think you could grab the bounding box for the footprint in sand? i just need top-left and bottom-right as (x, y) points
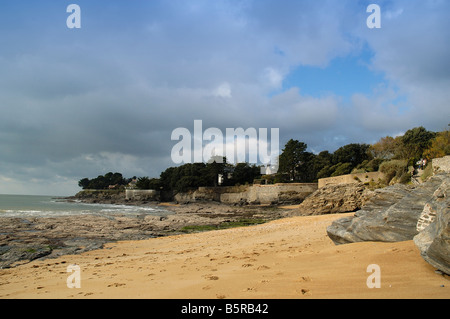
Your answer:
(256, 265), (270, 271)
(107, 283), (126, 287)
(204, 275), (219, 281)
(300, 288), (312, 296)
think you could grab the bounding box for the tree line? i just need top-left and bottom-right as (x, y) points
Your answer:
(78, 126), (449, 192)
(78, 172), (131, 190)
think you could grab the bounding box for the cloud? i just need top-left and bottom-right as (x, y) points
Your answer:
(212, 82), (232, 98)
(0, 0), (449, 195)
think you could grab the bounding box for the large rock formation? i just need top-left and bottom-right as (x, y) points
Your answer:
(326, 172), (449, 274)
(413, 177), (449, 274)
(291, 183), (374, 216)
(326, 173), (446, 244)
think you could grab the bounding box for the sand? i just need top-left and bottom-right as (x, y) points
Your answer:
(0, 213), (448, 299)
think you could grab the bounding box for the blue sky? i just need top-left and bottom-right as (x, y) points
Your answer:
(282, 48), (385, 99)
(0, 0), (449, 195)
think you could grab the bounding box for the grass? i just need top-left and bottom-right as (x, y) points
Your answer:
(421, 163), (433, 182)
(180, 218), (267, 233)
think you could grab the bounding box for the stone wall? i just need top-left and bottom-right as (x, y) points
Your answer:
(318, 171), (385, 188)
(125, 189), (160, 201)
(432, 155), (450, 173)
(174, 183), (317, 205)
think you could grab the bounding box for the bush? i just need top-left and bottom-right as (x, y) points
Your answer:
(330, 162), (353, 177)
(421, 162), (433, 182)
(379, 160), (408, 184)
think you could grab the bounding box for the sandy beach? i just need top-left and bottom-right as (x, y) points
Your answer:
(0, 212), (448, 299)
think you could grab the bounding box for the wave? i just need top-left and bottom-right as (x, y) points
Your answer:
(0, 206), (169, 218)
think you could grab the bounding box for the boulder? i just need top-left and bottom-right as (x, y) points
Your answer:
(291, 183), (374, 216)
(413, 177), (449, 274)
(326, 173), (447, 245)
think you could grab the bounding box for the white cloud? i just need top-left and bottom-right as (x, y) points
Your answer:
(212, 82), (232, 98)
(385, 8), (404, 20)
(261, 67), (284, 89)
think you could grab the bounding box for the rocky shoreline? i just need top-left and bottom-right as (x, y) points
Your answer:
(0, 201), (285, 269)
(2, 169), (448, 274)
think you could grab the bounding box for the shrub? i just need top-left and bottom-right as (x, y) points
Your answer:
(379, 160), (408, 184)
(421, 162), (433, 182)
(330, 162), (353, 177)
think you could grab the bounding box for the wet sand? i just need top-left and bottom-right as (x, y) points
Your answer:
(0, 213), (448, 299)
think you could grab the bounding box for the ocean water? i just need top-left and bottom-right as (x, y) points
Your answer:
(0, 194), (172, 218)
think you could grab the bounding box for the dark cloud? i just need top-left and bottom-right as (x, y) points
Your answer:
(0, 0), (449, 195)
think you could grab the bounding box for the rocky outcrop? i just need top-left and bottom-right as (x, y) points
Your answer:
(291, 183), (374, 216)
(71, 190), (126, 204)
(413, 177), (449, 274)
(326, 173), (447, 245)
(0, 202), (282, 268)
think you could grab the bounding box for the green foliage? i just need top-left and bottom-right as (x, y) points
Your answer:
(423, 130), (450, 159)
(316, 165), (334, 179)
(400, 126), (436, 160)
(78, 178), (90, 189)
(369, 136), (397, 159)
(160, 163), (212, 192)
(278, 139), (307, 181)
(180, 219), (266, 233)
(332, 143), (371, 167)
(330, 162), (353, 177)
(354, 158), (385, 173)
(136, 177), (161, 190)
(78, 172), (128, 190)
(227, 163), (260, 186)
(421, 162), (433, 182)
(158, 158), (261, 193)
(379, 160), (409, 184)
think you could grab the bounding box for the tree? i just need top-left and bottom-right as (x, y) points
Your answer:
(312, 151), (333, 180)
(228, 163), (260, 185)
(370, 136), (399, 159)
(332, 143), (371, 168)
(78, 178), (90, 189)
(296, 151), (317, 182)
(136, 177), (161, 190)
(330, 162), (353, 177)
(206, 156), (227, 187)
(423, 130), (450, 159)
(278, 139), (307, 181)
(400, 126), (435, 160)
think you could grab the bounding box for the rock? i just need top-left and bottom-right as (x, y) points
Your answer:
(327, 173), (447, 245)
(413, 177), (450, 274)
(1, 245), (52, 268)
(291, 183), (374, 216)
(0, 202), (283, 268)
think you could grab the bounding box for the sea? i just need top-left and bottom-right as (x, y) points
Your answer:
(0, 194), (172, 218)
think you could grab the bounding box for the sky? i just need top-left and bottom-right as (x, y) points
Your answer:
(0, 0), (449, 196)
